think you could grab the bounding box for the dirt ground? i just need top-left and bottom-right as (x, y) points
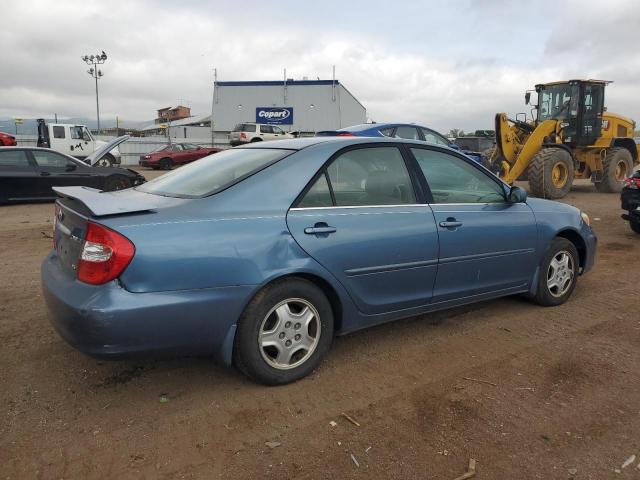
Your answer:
(1, 173), (639, 480)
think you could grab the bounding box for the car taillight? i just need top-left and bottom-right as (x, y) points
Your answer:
(623, 177), (640, 189)
(336, 132), (355, 137)
(77, 222), (135, 285)
(240, 132), (247, 139)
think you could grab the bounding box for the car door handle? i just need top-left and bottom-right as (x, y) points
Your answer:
(40, 172), (51, 176)
(304, 225), (337, 235)
(439, 220), (463, 228)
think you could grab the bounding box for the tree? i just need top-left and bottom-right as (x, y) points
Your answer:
(448, 128), (465, 138)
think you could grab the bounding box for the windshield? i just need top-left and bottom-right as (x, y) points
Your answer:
(537, 84), (579, 122)
(136, 148), (292, 197)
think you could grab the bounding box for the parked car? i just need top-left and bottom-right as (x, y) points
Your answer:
(229, 122), (294, 146)
(316, 123), (483, 162)
(0, 136), (144, 204)
(139, 143), (222, 170)
(0, 131), (17, 146)
(621, 170), (640, 233)
(42, 137), (596, 385)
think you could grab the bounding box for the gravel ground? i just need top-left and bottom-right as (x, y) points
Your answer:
(1, 174), (639, 479)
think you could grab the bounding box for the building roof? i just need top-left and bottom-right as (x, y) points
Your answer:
(216, 79), (340, 87)
(141, 114), (211, 131)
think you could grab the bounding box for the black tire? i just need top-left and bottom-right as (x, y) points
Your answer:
(250, 137), (262, 143)
(532, 237), (579, 307)
(630, 216), (640, 234)
(595, 147), (633, 193)
(159, 157), (173, 170)
(95, 154), (115, 168)
(528, 147), (574, 199)
(103, 175), (132, 191)
(233, 278), (334, 385)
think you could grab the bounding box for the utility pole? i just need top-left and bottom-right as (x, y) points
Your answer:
(81, 51), (108, 132)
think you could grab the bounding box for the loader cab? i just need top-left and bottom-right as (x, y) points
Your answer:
(535, 80), (607, 147)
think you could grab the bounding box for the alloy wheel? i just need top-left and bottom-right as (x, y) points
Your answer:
(547, 250), (574, 298)
(258, 298), (321, 370)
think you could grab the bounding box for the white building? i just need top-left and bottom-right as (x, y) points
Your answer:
(211, 79), (366, 133)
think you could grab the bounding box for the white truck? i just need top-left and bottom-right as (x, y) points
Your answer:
(36, 119), (122, 167)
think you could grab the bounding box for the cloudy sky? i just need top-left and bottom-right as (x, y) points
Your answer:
(1, 0), (639, 132)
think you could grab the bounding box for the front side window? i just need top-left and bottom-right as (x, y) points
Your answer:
(32, 151), (73, 168)
(0, 150), (30, 167)
(52, 126), (65, 139)
(411, 148), (505, 204)
(170, 144), (183, 151)
(394, 126), (420, 140)
(70, 127), (83, 139)
(273, 126), (285, 135)
(137, 148), (291, 197)
(326, 147), (415, 206)
(260, 125), (274, 134)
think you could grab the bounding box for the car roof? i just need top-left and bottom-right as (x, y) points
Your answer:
(237, 136), (454, 151)
(338, 123), (439, 132)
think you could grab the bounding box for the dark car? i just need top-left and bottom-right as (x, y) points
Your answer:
(0, 137), (145, 204)
(139, 143), (222, 170)
(621, 170), (640, 233)
(0, 131), (17, 146)
(316, 123), (483, 162)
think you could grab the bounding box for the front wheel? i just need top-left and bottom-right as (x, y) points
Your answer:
(532, 237), (579, 307)
(630, 215), (640, 234)
(233, 278), (334, 385)
(103, 175), (132, 191)
(95, 154), (115, 167)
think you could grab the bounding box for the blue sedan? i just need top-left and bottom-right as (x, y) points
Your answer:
(316, 123), (483, 162)
(42, 137), (596, 385)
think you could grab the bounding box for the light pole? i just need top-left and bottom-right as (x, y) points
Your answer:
(81, 51), (107, 132)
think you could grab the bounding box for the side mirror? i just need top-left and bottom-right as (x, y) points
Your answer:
(509, 185), (527, 203)
(525, 92), (531, 105)
(65, 163), (77, 172)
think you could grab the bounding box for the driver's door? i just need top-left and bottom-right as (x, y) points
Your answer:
(29, 150), (97, 197)
(410, 147), (537, 303)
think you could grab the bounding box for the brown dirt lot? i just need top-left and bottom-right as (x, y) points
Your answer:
(1, 175), (640, 479)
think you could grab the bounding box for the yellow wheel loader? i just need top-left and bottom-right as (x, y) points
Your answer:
(485, 80), (639, 199)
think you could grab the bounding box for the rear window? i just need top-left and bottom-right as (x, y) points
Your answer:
(233, 123), (256, 132)
(136, 148), (291, 197)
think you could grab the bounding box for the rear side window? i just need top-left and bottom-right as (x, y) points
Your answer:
(0, 150), (30, 167)
(137, 148), (291, 197)
(53, 126), (65, 139)
(233, 123), (256, 132)
(260, 125), (274, 134)
(297, 147), (416, 207)
(379, 127), (394, 137)
(394, 126), (420, 140)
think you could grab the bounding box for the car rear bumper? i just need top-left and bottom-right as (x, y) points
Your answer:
(41, 252), (255, 364)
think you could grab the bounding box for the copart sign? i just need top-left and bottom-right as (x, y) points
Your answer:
(256, 107), (293, 125)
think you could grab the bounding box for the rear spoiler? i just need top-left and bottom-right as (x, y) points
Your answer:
(53, 186), (159, 217)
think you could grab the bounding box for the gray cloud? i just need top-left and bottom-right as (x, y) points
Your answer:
(1, 0), (639, 133)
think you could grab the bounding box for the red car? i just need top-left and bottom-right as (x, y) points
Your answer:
(139, 143), (222, 170)
(0, 132), (17, 146)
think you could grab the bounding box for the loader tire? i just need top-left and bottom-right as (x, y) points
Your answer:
(528, 147), (574, 199)
(594, 147), (633, 193)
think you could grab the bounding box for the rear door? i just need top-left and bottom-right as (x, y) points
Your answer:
(29, 150), (98, 197)
(0, 150), (40, 201)
(287, 145), (439, 315)
(260, 124), (275, 140)
(409, 146), (537, 303)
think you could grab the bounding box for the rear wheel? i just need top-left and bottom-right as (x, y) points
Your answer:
(233, 278), (334, 385)
(595, 147), (632, 193)
(104, 175), (132, 191)
(532, 237), (579, 307)
(250, 137), (262, 143)
(630, 216), (640, 234)
(159, 157), (173, 170)
(528, 147), (574, 199)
